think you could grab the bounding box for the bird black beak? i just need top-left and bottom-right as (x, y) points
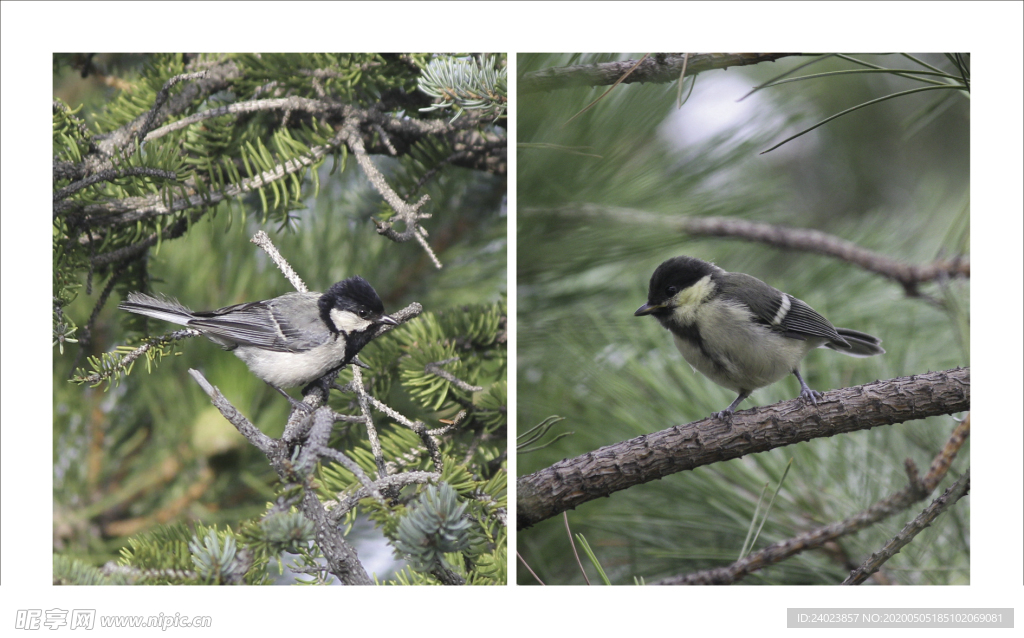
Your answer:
(634, 302), (663, 317)
(379, 314), (399, 326)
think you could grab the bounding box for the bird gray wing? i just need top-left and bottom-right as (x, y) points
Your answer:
(187, 292), (330, 352)
(776, 296), (846, 343)
(721, 273), (845, 343)
(267, 292), (335, 351)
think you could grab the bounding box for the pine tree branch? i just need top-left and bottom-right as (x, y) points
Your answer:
(517, 368), (970, 530)
(520, 53), (803, 95)
(650, 417), (969, 585)
(842, 469), (969, 585)
(530, 204), (970, 296)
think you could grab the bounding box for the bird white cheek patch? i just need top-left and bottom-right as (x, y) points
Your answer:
(669, 275), (714, 324)
(329, 308), (374, 334)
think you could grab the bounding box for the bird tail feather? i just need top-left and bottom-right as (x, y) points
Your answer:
(119, 292), (196, 326)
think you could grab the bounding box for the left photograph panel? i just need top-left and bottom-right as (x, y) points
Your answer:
(53, 53), (507, 586)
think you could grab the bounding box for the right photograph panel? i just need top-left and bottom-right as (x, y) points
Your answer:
(516, 53), (970, 586)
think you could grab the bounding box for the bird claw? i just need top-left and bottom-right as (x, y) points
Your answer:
(349, 356), (371, 370)
(287, 397), (316, 414)
(799, 387), (823, 406)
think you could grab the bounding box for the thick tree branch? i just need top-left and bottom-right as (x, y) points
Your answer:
(517, 368), (969, 530)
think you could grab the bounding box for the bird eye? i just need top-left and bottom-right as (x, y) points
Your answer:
(666, 286), (678, 296)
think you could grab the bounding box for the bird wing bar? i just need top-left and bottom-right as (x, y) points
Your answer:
(775, 296), (846, 343)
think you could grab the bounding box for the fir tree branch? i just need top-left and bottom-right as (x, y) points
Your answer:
(340, 114), (442, 268)
(351, 367), (389, 481)
(329, 471), (441, 521)
(54, 167), (178, 203)
(250, 230), (307, 293)
(426, 357), (484, 392)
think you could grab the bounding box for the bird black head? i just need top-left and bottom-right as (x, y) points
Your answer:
(635, 256), (719, 317)
(319, 276), (394, 333)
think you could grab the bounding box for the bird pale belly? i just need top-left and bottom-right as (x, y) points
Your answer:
(672, 327), (811, 393)
(233, 337), (348, 388)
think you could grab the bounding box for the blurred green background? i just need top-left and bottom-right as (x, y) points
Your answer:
(516, 53), (969, 585)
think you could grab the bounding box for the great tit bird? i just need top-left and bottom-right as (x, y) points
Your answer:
(635, 256), (883, 418)
(120, 276), (398, 409)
